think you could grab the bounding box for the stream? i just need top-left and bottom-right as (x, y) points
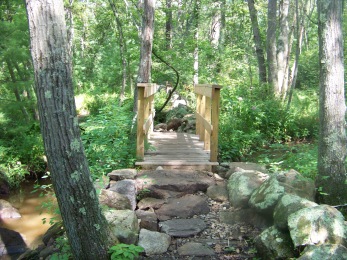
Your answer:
(0, 180), (57, 258)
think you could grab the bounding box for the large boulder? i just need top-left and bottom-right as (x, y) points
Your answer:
(298, 244), (347, 260)
(254, 226), (295, 259)
(155, 194), (209, 221)
(138, 229), (171, 255)
(104, 209), (139, 244)
(99, 189), (132, 210)
(288, 205), (347, 247)
(249, 170), (315, 215)
(226, 162), (267, 179)
(135, 210), (158, 231)
(108, 180), (137, 210)
(220, 208), (272, 229)
(0, 199), (21, 219)
(273, 194), (317, 230)
(0, 171), (10, 195)
(108, 169), (137, 181)
(227, 171), (268, 208)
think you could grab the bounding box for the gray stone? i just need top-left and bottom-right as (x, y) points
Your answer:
(108, 168), (137, 181)
(178, 242), (215, 256)
(227, 171), (269, 208)
(273, 194), (317, 230)
(155, 194), (209, 220)
(276, 169), (315, 200)
(248, 176), (285, 215)
(288, 205), (347, 247)
(136, 170), (215, 195)
(136, 210), (158, 231)
(137, 197), (166, 210)
(226, 162), (267, 179)
(206, 184), (229, 202)
(104, 209), (139, 244)
(254, 226), (295, 259)
(298, 244), (347, 260)
(99, 189), (132, 210)
(220, 208), (272, 229)
(0, 228), (27, 256)
(108, 180), (137, 210)
(160, 218), (206, 237)
(138, 229), (171, 255)
(0, 199), (21, 219)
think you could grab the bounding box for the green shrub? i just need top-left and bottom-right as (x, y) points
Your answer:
(109, 243), (144, 260)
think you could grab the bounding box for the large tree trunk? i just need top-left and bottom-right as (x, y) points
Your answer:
(134, 0), (155, 112)
(277, 0), (290, 97)
(247, 0), (267, 84)
(25, 1), (113, 259)
(267, 0), (278, 94)
(316, 0), (347, 205)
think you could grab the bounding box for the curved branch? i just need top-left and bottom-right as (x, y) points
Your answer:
(152, 48), (180, 113)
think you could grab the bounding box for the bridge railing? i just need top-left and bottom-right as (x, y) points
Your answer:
(136, 83), (159, 159)
(194, 84), (223, 162)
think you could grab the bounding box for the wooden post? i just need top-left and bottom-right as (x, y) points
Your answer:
(199, 95), (206, 141)
(211, 86), (221, 162)
(204, 96), (211, 150)
(196, 94), (202, 136)
(136, 86), (145, 160)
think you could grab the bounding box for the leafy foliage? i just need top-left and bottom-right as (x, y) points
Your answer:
(109, 243), (144, 260)
(80, 95), (136, 179)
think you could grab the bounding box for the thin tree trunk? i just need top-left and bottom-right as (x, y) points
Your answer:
(165, 0), (173, 49)
(287, 0), (304, 110)
(267, 0), (278, 94)
(247, 0), (267, 84)
(277, 0), (290, 97)
(193, 0), (200, 85)
(25, 1), (113, 259)
(109, 0), (128, 105)
(5, 60), (30, 120)
(134, 0), (155, 112)
(316, 0), (347, 205)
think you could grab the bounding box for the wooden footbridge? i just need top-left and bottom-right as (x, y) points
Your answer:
(135, 83), (222, 171)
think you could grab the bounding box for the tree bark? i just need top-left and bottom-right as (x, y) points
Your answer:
(267, 0), (278, 94)
(25, 1), (113, 259)
(135, 0), (155, 112)
(316, 0), (347, 205)
(193, 0), (200, 85)
(247, 0), (267, 84)
(277, 0), (290, 97)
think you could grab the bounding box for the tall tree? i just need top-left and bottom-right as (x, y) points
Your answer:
(25, 0), (114, 259)
(165, 0), (173, 49)
(316, 0), (347, 205)
(135, 0), (155, 112)
(267, 0), (278, 94)
(247, 0), (267, 84)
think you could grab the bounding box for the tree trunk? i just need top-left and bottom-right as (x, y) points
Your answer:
(109, 0), (128, 105)
(316, 0), (347, 205)
(277, 0), (290, 97)
(134, 0), (155, 112)
(247, 0), (267, 84)
(193, 0), (200, 85)
(25, 1), (113, 259)
(165, 0), (173, 49)
(267, 0), (278, 94)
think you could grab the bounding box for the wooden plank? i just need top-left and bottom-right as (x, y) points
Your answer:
(136, 161), (219, 166)
(194, 84), (222, 98)
(211, 87), (221, 162)
(195, 112), (212, 135)
(143, 114), (153, 135)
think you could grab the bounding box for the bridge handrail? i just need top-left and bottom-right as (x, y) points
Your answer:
(137, 83), (159, 159)
(194, 84), (222, 162)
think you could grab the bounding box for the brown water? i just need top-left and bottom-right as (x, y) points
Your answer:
(0, 180), (57, 250)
